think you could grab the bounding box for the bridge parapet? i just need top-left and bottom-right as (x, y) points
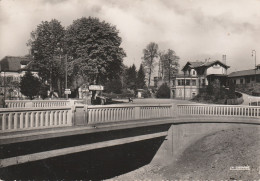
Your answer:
(0, 106), (73, 133)
(5, 100), (80, 108)
(178, 104), (260, 118)
(248, 96), (260, 106)
(85, 104), (173, 124)
(0, 104), (174, 133)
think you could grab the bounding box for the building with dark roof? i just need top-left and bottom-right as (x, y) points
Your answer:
(228, 65), (260, 85)
(0, 56), (38, 99)
(171, 60), (229, 99)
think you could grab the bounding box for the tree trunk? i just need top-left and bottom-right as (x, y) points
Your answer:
(148, 68), (151, 88)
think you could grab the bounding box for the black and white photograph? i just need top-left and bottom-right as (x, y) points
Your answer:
(0, 0), (260, 180)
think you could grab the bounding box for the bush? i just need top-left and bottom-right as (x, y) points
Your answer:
(156, 83), (170, 98)
(143, 89), (151, 98)
(20, 71), (41, 100)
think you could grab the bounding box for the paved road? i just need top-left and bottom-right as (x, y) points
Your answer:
(112, 98), (196, 105)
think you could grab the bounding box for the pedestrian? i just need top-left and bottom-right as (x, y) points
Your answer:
(0, 93), (5, 108)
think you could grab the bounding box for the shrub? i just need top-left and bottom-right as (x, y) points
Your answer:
(156, 83), (170, 98)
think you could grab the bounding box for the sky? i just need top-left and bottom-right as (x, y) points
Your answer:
(1, 0), (260, 73)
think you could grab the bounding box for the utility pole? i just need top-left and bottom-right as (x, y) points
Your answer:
(65, 54), (68, 100)
(252, 50), (256, 83)
(3, 71), (6, 101)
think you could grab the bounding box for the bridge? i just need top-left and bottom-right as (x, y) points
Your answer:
(0, 100), (260, 179)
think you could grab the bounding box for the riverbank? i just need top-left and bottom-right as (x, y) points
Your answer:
(112, 125), (260, 180)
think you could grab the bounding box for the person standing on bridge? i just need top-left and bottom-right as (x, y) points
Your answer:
(0, 93), (5, 108)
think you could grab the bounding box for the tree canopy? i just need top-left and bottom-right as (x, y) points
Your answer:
(137, 64), (146, 89)
(27, 19), (65, 93)
(126, 64), (137, 90)
(160, 49), (180, 84)
(20, 72), (41, 100)
(142, 42), (159, 88)
(64, 17), (126, 86)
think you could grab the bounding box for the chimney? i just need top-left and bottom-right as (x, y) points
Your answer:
(222, 55), (226, 65)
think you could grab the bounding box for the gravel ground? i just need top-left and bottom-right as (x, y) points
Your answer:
(111, 126), (260, 180)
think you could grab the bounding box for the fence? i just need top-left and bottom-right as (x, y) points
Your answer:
(86, 104), (173, 124)
(0, 107), (73, 133)
(5, 100), (79, 108)
(248, 96), (260, 106)
(178, 104), (260, 118)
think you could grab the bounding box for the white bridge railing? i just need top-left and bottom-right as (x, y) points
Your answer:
(178, 104), (260, 118)
(0, 104), (173, 133)
(248, 96), (260, 106)
(0, 107), (73, 133)
(2, 102), (260, 133)
(5, 100), (80, 108)
(86, 104), (173, 124)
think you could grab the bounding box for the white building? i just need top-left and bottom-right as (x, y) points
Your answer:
(171, 60), (229, 99)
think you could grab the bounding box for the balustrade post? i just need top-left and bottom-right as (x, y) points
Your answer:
(25, 101), (33, 107)
(171, 103), (177, 117)
(71, 105), (76, 126)
(134, 106), (141, 119)
(84, 105), (88, 124)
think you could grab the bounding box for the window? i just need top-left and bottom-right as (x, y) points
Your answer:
(193, 70), (196, 75)
(257, 76), (260, 83)
(246, 77), (250, 83)
(181, 79), (185, 85)
(186, 80), (190, 86)
(192, 80), (196, 86)
(251, 77), (255, 81)
(240, 79), (244, 84)
(202, 79), (205, 86)
(234, 80), (236, 84)
(178, 80), (181, 86)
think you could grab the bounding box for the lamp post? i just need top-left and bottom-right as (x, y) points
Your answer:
(252, 50), (256, 83)
(57, 44), (68, 100)
(65, 54), (68, 99)
(3, 71), (6, 101)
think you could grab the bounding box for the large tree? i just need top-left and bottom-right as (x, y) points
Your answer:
(20, 71), (41, 100)
(137, 64), (146, 89)
(27, 19), (66, 94)
(160, 49), (180, 84)
(64, 17), (126, 87)
(126, 64), (137, 90)
(142, 42), (159, 88)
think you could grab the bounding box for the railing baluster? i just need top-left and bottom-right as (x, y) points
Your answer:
(2, 114), (6, 130)
(8, 113), (12, 130)
(14, 113), (18, 130)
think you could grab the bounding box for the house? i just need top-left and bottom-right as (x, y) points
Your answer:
(171, 60), (230, 99)
(0, 56), (38, 99)
(228, 65), (260, 86)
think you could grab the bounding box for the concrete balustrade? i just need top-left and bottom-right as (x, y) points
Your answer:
(86, 104), (173, 124)
(5, 100), (78, 108)
(248, 96), (260, 106)
(0, 107), (73, 132)
(178, 104), (260, 118)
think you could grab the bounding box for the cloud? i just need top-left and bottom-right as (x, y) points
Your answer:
(0, 0), (260, 72)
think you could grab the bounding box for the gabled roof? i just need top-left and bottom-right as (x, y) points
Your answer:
(0, 56), (32, 72)
(228, 69), (260, 77)
(20, 61), (39, 72)
(182, 60), (229, 71)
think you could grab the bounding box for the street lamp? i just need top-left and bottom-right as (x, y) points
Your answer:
(252, 50), (256, 83)
(57, 44), (68, 99)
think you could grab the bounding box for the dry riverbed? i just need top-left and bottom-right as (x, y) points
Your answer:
(111, 126), (260, 180)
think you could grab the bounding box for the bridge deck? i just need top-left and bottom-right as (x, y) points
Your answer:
(1, 115), (259, 145)
(0, 117), (176, 145)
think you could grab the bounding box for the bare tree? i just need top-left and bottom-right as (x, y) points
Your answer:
(160, 49), (180, 85)
(142, 42), (159, 88)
